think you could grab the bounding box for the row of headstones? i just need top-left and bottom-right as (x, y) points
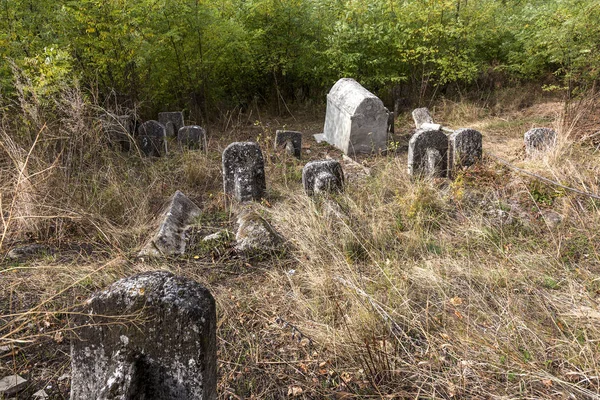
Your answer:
(103, 111), (207, 155)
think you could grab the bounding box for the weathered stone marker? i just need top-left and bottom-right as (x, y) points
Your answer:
(408, 129), (448, 178)
(222, 142), (266, 202)
(524, 127), (556, 156)
(302, 160), (345, 196)
(274, 130), (302, 158)
(235, 210), (283, 256)
(412, 108), (443, 131)
(448, 128), (482, 171)
(178, 125), (207, 150)
(158, 112), (184, 138)
(138, 191), (201, 257)
(323, 78), (389, 156)
(101, 114), (135, 152)
(137, 120), (167, 157)
(70, 271), (217, 400)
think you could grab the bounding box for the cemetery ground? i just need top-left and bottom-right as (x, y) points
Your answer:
(1, 95), (600, 398)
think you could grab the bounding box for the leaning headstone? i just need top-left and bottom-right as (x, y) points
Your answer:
(178, 125), (207, 150)
(524, 127), (556, 156)
(302, 160), (345, 196)
(222, 142), (266, 202)
(0, 375), (27, 396)
(137, 120), (167, 157)
(323, 78), (389, 156)
(70, 271), (217, 400)
(138, 191), (201, 257)
(448, 128), (482, 172)
(408, 129), (448, 178)
(412, 108), (433, 129)
(158, 112), (184, 138)
(274, 130), (302, 158)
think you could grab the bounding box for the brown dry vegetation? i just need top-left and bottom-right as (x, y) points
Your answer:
(1, 87), (600, 399)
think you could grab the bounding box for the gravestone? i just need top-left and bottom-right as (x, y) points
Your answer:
(302, 160), (344, 196)
(411, 108), (442, 131)
(158, 112), (184, 138)
(524, 127), (556, 156)
(235, 210), (283, 256)
(101, 114), (134, 152)
(178, 126), (207, 150)
(448, 128), (482, 172)
(408, 129), (448, 178)
(137, 120), (167, 157)
(222, 142), (266, 202)
(70, 271), (217, 400)
(274, 130), (302, 158)
(138, 191), (201, 257)
(322, 78), (389, 156)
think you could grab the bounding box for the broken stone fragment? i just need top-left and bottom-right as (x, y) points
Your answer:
(412, 107), (434, 130)
(235, 211), (283, 256)
(138, 191), (201, 257)
(70, 271), (217, 400)
(33, 389), (49, 398)
(0, 375), (27, 396)
(274, 130), (302, 158)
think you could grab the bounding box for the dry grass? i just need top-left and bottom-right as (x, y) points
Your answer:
(1, 84), (600, 398)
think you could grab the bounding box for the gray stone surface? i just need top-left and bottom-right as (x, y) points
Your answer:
(302, 160), (344, 196)
(137, 120), (167, 157)
(412, 108), (434, 129)
(408, 129), (448, 178)
(274, 130), (302, 158)
(524, 127), (556, 156)
(7, 244), (54, 260)
(235, 211), (282, 255)
(323, 78), (389, 155)
(448, 128), (482, 171)
(222, 142), (266, 202)
(388, 111), (395, 134)
(101, 114), (135, 152)
(158, 112), (184, 138)
(70, 271), (217, 400)
(178, 125), (207, 150)
(33, 389), (49, 398)
(0, 375), (27, 396)
(139, 191), (201, 257)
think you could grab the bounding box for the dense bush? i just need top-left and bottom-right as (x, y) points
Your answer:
(1, 0), (599, 117)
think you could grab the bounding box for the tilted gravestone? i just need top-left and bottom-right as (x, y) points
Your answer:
(302, 160), (345, 196)
(178, 125), (207, 150)
(158, 112), (184, 138)
(138, 191), (201, 257)
(524, 127), (556, 156)
(411, 107), (442, 131)
(137, 120), (167, 157)
(323, 78), (389, 156)
(70, 271), (217, 400)
(448, 128), (482, 171)
(222, 142), (266, 202)
(274, 130), (302, 158)
(408, 129), (448, 178)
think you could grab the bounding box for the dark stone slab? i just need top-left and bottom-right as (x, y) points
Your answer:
(178, 126), (207, 150)
(222, 142), (266, 202)
(408, 129), (448, 178)
(274, 130), (302, 158)
(137, 120), (167, 157)
(158, 112), (184, 138)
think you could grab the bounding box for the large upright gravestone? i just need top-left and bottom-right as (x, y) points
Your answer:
(222, 142), (266, 202)
(448, 128), (482, 171)
(408, 129), (449, 178)
(137, 120), (167, 157)
(322, 78), (389, 156)
(70, 271), (217, 400)
(159, 112), (185, 138)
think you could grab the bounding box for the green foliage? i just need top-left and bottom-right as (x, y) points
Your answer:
(1, 0), (599, 112)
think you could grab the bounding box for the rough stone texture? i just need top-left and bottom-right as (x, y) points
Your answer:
(158, 112), (184, 138)
(222, 142), (266, 202)
(235, 211), (282, 255)
(388, 111), (395, 134)
(0, 375), (27, 396)
(323, 78), (389, 155)
(139, 191), (201, 257)
(7, 244), (54, 260)
(137, 120), (167, 157)
(274, 130), (302, 158)
(412, 108), (434, 129)
(408, 129), (448, 178)
(448, 128), (482, 172)
(33, 389), (49, 398)
(302, 160), (344, 196)
(70, 271), (217, 400)
(178, 125), (207, 150)
(524, 127), (556, 156)
(101, 114), (135, 152)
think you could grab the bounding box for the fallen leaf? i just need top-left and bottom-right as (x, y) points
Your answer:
(287, 385), (303, 397)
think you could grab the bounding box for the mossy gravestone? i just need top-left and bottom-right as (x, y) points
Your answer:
(448, 128), (482, 172)
(408, 129), (448, 178)
(70, 271), (217, 400)
(137, 120), (167, 157)
(222, 142), (266, 202)
(302, 160), (344, 196)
